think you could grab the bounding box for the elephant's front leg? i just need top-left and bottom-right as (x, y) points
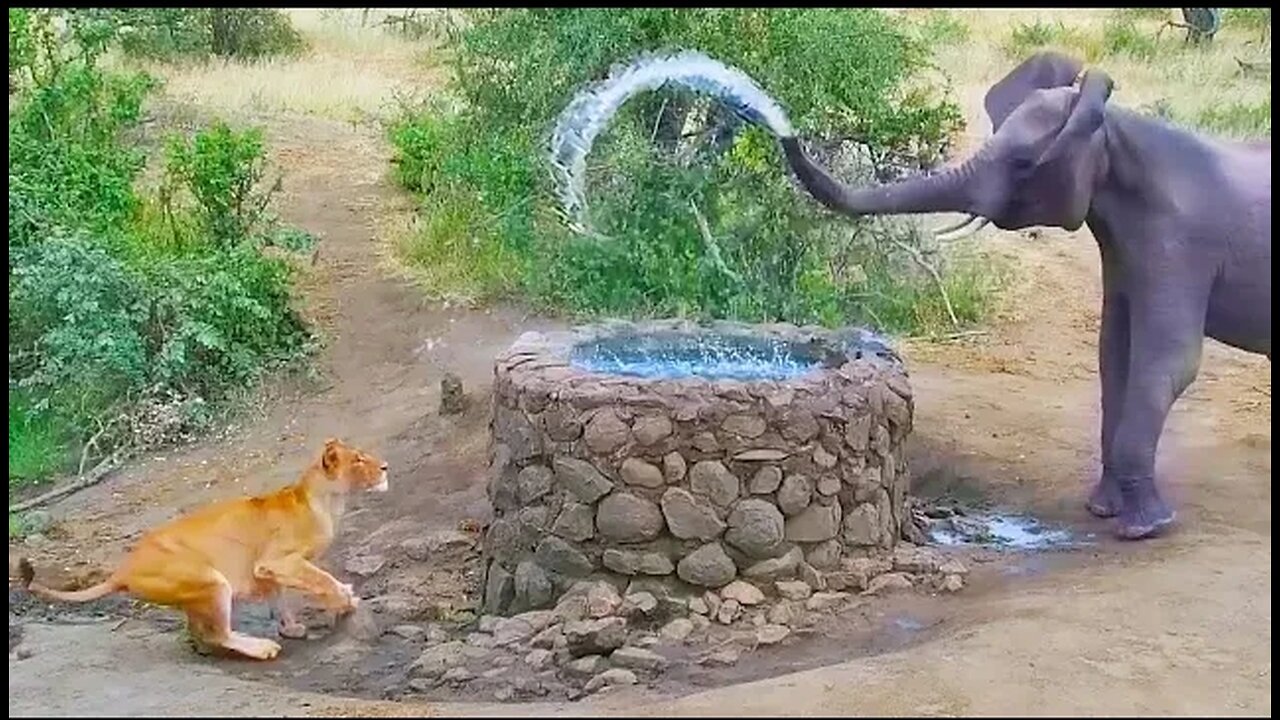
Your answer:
(1107, 288), (1207, 539)
(1087, 273), (1129, 518)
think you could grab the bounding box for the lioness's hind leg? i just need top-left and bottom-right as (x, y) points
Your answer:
(185, 573), (281, 661)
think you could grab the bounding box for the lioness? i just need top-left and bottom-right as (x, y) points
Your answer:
(18, 438), (389, 660)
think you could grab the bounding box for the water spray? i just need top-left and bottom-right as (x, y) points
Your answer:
(548, 50), (796, 231)
(548, 49), (975, 243)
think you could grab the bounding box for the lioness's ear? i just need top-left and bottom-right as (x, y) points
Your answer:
(322, 439), (340, 472)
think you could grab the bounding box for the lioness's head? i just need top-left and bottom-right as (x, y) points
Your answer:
(319, 438), (389, 493)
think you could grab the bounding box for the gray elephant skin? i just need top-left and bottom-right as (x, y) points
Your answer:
(778, 52), (1271, 540)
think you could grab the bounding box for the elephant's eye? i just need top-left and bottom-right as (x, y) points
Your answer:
(1011, 155), (1035, 173)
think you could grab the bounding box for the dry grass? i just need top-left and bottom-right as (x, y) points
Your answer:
(911, 9), (1271, 144)
(124, 9), (448, 124)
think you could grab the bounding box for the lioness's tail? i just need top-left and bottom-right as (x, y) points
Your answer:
(17, 557), (121, 603)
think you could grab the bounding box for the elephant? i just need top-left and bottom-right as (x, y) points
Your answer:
(777, 51), (1271, 540)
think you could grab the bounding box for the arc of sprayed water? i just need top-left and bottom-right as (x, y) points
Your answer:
(547, 50), (978, 245)
(548, 51), (795, 230)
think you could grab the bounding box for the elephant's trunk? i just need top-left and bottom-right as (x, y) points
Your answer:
(779, 136), (976, 218)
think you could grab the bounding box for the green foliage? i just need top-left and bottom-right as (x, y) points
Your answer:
(73, 8), (307, 62)
(913, 10), (971, 47)
(1003, 19), (1103, 61)
(164, 122), (277, 249)
(9, 236), (151, 420)
(388, 8), (977, 332)
(9, 392), (71, 488)
(1193, 99), (1271, 137)
(1112, 8), (1171, 23)
(8, 9), (310, 487)
(1101, 16), (1158, 60)
(139, 244), (307, 398)
(1142, 96), (1271, 139)
(8, 11), (156, 248)
(1224, 8), (1271, 31)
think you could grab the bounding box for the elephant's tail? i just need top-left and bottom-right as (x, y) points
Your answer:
(549, 50), (797, 228)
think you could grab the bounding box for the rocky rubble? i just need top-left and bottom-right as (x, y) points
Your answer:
(392, 546), (969, 702)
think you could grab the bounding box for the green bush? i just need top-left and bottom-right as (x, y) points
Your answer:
(388, 9), (975, 330)
(1101, 16), (1158, 60)
(913, 10), (971, 47)
(1112, 8), (1171, 23)
(164, 122), (278, 249)
(70, 8), (306, 62)
(8, 8), (310, 487)
(1224, 8), (1271, 31)
(1003, 19), (1103, 61)
(9, 391), (70, 489)
(1194, 99), (1271, 137)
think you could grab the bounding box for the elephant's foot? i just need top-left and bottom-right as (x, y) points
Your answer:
(1085, 476), (1123, 518)
(1115, 476), (1175, 540)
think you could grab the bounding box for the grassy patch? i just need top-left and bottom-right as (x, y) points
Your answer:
(1003, 19), (1103, 61)
(1003, 14), (1166, 62)
(913, 10), (971, 47)
(8, 395), (71, 490)
(1101, 16), (1158, 61)
(1224, 8), (1271, 32)
(119, 9), (441, 123)
(1192, 99), (1271, 137)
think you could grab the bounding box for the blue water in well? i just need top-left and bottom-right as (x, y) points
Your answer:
(570, 332), (825, 381)
(928, 512), (1082, 550)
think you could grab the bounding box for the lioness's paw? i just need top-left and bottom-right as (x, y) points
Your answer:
(332, 582), (359, 613)
(255, 639), (283, 660)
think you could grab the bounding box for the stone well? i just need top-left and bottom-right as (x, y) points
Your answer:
(482, 319), (914, 615)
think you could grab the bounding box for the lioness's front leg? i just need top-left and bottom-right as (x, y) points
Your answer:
(268, 588), (309, 639)
(253, 555), (357, 614)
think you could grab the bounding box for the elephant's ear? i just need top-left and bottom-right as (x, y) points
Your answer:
(983, 51), (1084, 131)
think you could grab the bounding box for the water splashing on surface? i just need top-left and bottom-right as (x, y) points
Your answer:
(928, 512), (1081, 550)
(570, 332), (819, 381)
(549, 50), (795, 231)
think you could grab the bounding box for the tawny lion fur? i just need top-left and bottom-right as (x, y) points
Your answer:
(18, 438), (389, 660)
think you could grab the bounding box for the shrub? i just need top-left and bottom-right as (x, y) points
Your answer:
(1224, 8), (1271, 31)
(1113, 8), (1172, 23)
(8, 392), (70, 489)
(8, 9), (310, 487)
(164, 122), (278, 249)
(1193, 100), (1271, 137)
(1101, 17), (1158, 60)
(388, 9), (975, 332)
(913, 10), (971, 47)
(70, 8), (306, 62)
(1003, 19), (1103, 61)
(8, 16), (155, 248)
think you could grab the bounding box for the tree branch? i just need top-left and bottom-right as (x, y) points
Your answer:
(10, 448), (128, 514)
(884, 235), (960, 328)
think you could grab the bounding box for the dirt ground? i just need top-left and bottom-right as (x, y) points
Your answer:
(8, 67), (1272, 717)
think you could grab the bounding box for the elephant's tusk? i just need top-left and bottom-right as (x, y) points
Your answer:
(933, 213), (978, 236)
(935, 215), (990, 242)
